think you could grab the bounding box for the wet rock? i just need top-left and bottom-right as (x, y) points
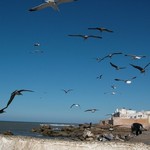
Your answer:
(3, 131), (14, 135)
(31, 123), (150, 143)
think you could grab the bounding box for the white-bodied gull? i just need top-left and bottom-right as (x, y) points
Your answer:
(114, 76), (136, 84)
(68, 34), (102, 40)
(70, 104), (80, 108)
(125, 54), (146, 60)
(84, 109), (98, 113)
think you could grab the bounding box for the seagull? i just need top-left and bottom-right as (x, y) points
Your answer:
(84, 109), (98, 113)
(130, 63), (150, 73)
(29, 0), (78, 12)
(0, 89), (34, 113)
(111, 85), (117, 89)
(99, 52), (123, 62)
(62, 89), (73, 94)
(68, 34), (102, 40)
(110, 62), (126, 70)
(96, 74), (103, 79)
(70, 104), (80, 108)
(114, 76), (136, 84)
(104, 91), (117, 95)
(34, 43), (40, 47)
(88, 27), (113, 32)
(5, 89), (34, 108)
(124, 54), (146, 60)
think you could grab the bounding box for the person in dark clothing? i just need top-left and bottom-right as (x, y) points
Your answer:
(131, 123), (144, 136)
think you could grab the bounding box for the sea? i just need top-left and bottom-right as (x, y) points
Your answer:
(0, 121), (78, 139)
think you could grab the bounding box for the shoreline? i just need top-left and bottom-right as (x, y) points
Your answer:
(0, 135), (150, 150)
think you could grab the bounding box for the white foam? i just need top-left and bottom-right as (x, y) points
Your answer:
(0, 135), (149, 150)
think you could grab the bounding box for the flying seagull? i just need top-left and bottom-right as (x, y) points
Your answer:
(114, 76), (136, 84)
(0, 89), (34, 113)
(99, 52), (123, 62)
(62, 89), (73, 94)
(110, 62), (126, 70)
(88, 27), (113, 32)
(96, 74), (103, 79)
(29, 0), (78, 12)
(124, 54), (146, 60)
(68, 34), (102, 40)
(84, 109), (98, 113)
(111, 85), (117, 89)
(5, 89), (34, 108)
(104, 91), (117, 95)
(130, 63), (150, 73)
(34, 43), (40, 47)
(70, 104), (80, 108)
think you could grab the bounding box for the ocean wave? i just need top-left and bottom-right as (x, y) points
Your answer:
(40, 123), (76, 127)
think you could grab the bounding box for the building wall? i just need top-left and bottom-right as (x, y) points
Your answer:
(112, 117), (150, 128)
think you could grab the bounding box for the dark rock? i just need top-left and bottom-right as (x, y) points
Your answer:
(3, 131), (14, 135)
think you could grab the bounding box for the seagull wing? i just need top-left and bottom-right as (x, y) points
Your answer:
(88, 27), (99, 30)
(144, 62), (150, 69)
(0, 106), (7, 113)
(131, 76), (137, 80)
(88, 35), (102, 39)
(68, 34), (84, 38)
(70, 104), (75, 108)
(112, 52), (123, 56)
(29, 2), (53, 11)
(140, 55), (146, 58)
(104, 28), (113, 32)
(84, 109), (91, 112)
(99, 55), (109, 61)
(57, 0), (77, 5)
(114, 78), (124, 82)
(6, 92), (17, 108)
(124, 54), (135, 57)
(18, 89), (34, 93)
(68, 89), (73, 92)
(110, 62), (118, 69)
(130, 64), (143, 71)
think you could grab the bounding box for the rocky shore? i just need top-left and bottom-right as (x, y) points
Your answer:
(31, 123), (150, 144)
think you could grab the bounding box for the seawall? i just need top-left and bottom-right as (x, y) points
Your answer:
(0, 135), (150, 150)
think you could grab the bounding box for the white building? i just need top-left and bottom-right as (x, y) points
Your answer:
(110, 108), (150, 128)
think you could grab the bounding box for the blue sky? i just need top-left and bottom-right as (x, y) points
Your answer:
(0, 0), (150, 123)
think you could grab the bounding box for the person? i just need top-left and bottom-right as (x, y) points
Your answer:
(131, 123), (144, 136)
